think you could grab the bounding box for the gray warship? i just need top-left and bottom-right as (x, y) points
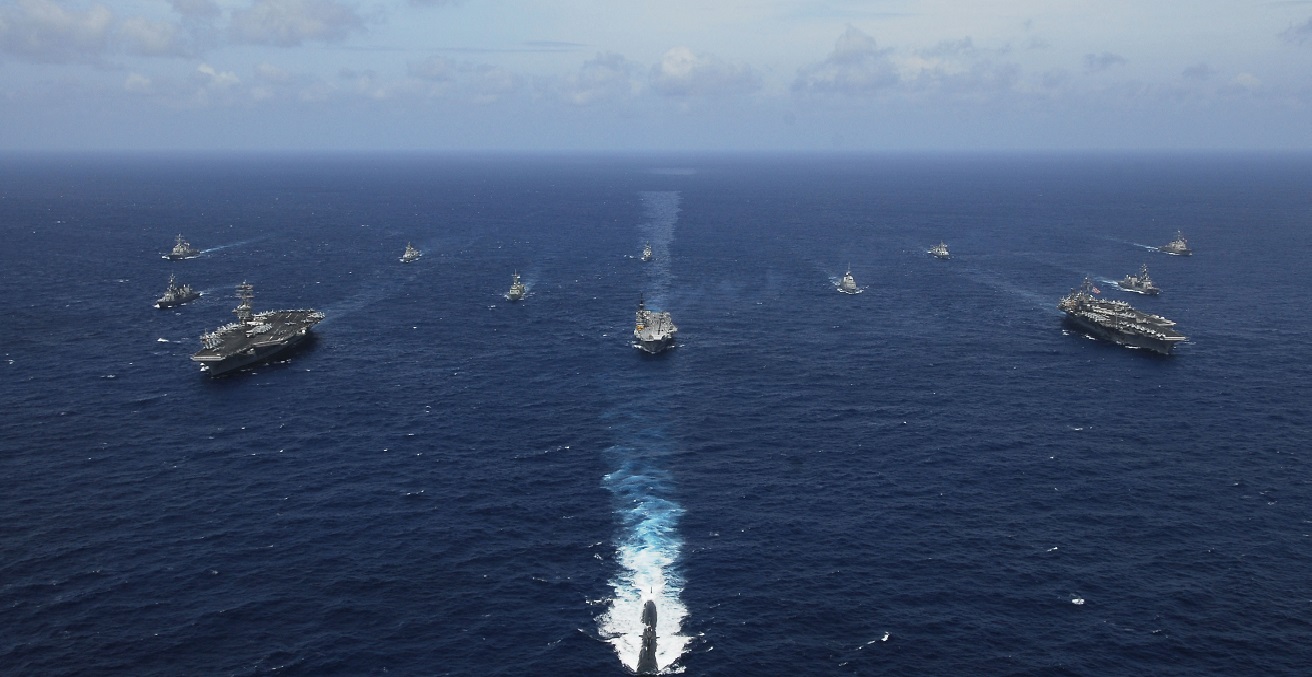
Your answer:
(634, 297), (677, 353)
(641, 242), (653, 262)
(190, 282), (325, 376)
(155, 273), (200, 309)
(166, 234), (200, 260)
(837, 267), (860, 294)
(928, 241), (951, 259)
(1158, 231), (1192, 256)
(1058, 278), (1185, 354)
(505, 271), (527, 301)
(399, 242), (421, 263)
(636, 599), (659, 675)
(1117, 263), (1161, 295)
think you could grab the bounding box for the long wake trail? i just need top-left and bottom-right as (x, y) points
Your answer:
(597, 191), (690, 674)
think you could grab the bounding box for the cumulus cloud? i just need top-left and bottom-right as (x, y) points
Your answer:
(792, 25), (899, 94)
(561, 51), (643, 105)
(1084, 51), (1126, 73)
(118, 17), (190, 57)
(1181, 63), (1214, 81)
(1282, 17), (1312, 44)
(228, 0), (365, 47)
(650, 46), (760, 96)
(197, 63), (239, 88)
(169, 0), (221, 19)
(408, 55), (521, 104)
(0, 0), (113, 64)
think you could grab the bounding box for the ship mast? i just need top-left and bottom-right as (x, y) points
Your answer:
(233, 282), (254, 323)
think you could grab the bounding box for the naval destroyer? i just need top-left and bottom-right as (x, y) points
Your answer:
(505, 271), (526, 301)
(837, 268), (861, 294)
(399, 242), (421, 263)
(166, 234), (200, 260)
(1158, 231), (1192, 256)
(190, 282), (325, 375)
(155, 273), (200, 309)
(1058, 278), (1185, 354)
(1117, 263), (1161, 295)
(634, 297), (677, 353)
(928, 241), (951, 259)
(641, 242), (653, 262)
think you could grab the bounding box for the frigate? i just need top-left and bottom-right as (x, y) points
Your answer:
(634, 297), (677, 353)
(399, 242), (422, 263)
(928, 241), (951, 259)
(1059, 278), (1185, 354)
(641, 242), (653, 262)
(190, 282), (325, 376)
(166, 234), (200, 260)
(505, 271), (527, 301)
(155, 273), (200, 309)
(837, 268), (860, 294)
(1117, 263), (1161, 295)
(1159, 231), (1192, 256)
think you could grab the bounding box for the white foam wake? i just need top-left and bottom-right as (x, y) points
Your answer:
(598, 451), (690, 673)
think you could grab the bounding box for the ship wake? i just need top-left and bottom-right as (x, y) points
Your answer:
(638, 191), (680, 308)
(201, 235), (269, 254)
(598, 444), (690, 674)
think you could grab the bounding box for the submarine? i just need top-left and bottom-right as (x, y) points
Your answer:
(636, 599), (658, 675)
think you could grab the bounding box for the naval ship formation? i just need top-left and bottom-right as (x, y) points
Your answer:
(166, 234), (200, 260)
(1058, 278), (1185, 354)
(155, 273), (200, 308)
(634, 297), (677, 354)
(190, 282), (325, 376)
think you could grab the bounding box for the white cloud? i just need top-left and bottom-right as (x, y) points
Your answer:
(792, 25), (899, 95)
(118, 17), (189, 57)
(650, 46), (760, 97)
(1084, 51), (1126, 73)
(561, 51), (642, 106)
(123, 72), (152, 93)
(0, 0), (113, 64)
(407, 55), (521, 104)
(228, 0), (365, 47)
(1281, 16), (1312, 45)
(197, 63), (239, 88)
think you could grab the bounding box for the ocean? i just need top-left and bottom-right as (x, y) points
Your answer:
(1, 153), (1309, 676)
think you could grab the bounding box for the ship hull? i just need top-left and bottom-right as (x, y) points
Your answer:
(635, 337), (675, 354)
(155, 294), (200, 309)
(1062, 314), (1178, 355)
(1116, 285), (1160, 295)
(193, 330), (313, 376)
(165, 253), (199, 260)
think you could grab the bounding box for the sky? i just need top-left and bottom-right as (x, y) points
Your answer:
(1, 0), (1311, 152)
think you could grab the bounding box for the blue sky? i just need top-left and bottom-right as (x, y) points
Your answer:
(2, 0), (1310, 151)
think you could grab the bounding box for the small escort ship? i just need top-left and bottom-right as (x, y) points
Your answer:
(166, 234), (200, 260)
(641, 242), (653, 262)
(155, 273), (200, 309)
(190, 282), (325, 376)
(928, 241), (951, 259)
(505, 271), (527, 301)
(399, 242), (422, 263)
(1159, 231), (1192, 256)
(1058, 278), (1185, 355)
(634, 297), (677, 354)
(1117, 263), (1161, 295)
(837, 268), (861, 294)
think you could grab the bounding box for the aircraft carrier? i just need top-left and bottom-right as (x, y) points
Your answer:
(1059, 278), (1185, 354)
(634, 297), (677, 354)
(191, 282), (324, 376)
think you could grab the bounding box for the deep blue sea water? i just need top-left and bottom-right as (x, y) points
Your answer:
(2, 153), (1309, 676)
